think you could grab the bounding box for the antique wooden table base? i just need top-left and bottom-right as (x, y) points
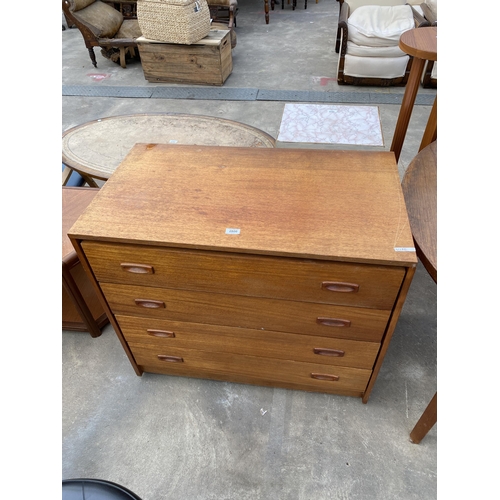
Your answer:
(62, 113), (276, 186)
(69, 145), (417, 402)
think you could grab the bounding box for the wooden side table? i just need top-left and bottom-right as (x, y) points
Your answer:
(63, 187), (109, 337)
(391, 27), (437, 163)
(401, 140), (437, 443)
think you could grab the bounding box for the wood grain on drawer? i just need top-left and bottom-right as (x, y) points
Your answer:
(129, 343), (372, 395)
(102, 283), (390, 341)
(82, 241), (404, 309)
(116, 315), (380, 369)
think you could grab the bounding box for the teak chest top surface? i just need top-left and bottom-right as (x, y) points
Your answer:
(69, 144), (417, 267)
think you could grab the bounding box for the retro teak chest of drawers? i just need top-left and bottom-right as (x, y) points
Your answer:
(69, 144), (417, 403)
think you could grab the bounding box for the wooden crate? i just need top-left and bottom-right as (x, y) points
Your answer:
(137, 30), (232, 85)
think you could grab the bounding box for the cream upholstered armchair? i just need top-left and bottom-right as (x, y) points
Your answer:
(62, 0), (142, 68)
(335, 0), (421, 86)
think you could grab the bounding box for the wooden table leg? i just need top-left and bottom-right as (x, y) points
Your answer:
(419, 96), (437, 152)
(410, 392), (437, 444)
(390, 57), (426, 163)
(77, 171), (100, 187)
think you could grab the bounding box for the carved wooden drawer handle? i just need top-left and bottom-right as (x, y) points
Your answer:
(313, 347), (345, 357)
(147, 329), (175, 338)
(311, 373), (339, 382)
(157, 355), (183, 363)
(134, 299), (165, 309)
(121, 263), (154, 274)
(321, 281), (359, 293)
(316, 317), (351, 328)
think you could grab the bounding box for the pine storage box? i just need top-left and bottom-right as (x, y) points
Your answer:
(137, 30), (232, 85)
(137, 0), (211, 44)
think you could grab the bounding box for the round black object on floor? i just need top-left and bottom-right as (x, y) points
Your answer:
(62, 479), (143, 500)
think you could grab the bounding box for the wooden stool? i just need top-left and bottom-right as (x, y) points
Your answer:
(390, 27), (437, 162)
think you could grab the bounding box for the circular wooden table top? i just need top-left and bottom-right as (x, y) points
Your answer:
(62, 113), (276, 181)
(401, 140), (437, 282)
(399, 26), (437, 61)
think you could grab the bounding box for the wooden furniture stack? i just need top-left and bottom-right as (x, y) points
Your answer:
(69, 144), (417, 402)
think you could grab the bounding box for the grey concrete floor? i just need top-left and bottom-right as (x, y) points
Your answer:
(62, 1), (437, 498)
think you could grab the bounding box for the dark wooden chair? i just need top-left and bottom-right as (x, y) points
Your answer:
(62, 0), (142, 68)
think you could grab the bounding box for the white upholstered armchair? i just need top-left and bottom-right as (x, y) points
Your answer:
(335, 0), (422, 86)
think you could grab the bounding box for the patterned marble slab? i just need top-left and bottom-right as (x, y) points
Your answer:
(277, 103), (384, 146)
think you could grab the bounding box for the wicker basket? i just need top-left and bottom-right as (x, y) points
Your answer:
(137, 0), (211, 44)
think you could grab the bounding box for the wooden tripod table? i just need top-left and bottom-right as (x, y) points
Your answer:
(391, 27), (437, 163)
(401, 140), (437, 443)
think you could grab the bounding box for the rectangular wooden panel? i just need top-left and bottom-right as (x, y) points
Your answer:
(116, 315), (380, 369)
(83, 241), (405, 309)
(129, 343), (372, 394)
(102, 283), (390, 341)
(137, 31), (232, 85)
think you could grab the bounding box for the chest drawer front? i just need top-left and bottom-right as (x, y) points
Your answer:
(129, 343), (372, 395)
(116, 315), (380, 369)
(82, 241), (405, 309)
(102, 283), (390, 342)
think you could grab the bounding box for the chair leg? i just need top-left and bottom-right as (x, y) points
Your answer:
(88, 47), (97, 68)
